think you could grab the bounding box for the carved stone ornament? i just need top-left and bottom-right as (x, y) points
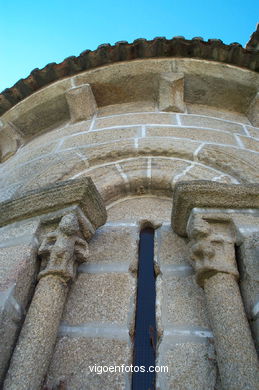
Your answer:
(188, 215), (239, 287)
(38, 213), (89, 282)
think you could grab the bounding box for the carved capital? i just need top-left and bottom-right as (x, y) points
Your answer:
(187, 214), (239, 287)
(38, 213), (89, 282)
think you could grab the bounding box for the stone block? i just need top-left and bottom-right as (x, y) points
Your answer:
(157, 341), (218, 390)
(138, 137), (199, 160)
(176, 164), (235, 183)
(2, 78), (71, 138)
(186, 103), (251, 124)
(247, 92), (259, 127)
(19, 120), (91, 151)
(155, 225), (189, 266)
(66, 84), (97, 123)
(196, 144), (259, 183)
(5, 141), (59, 170)
(0, 219), (40, 385)
(87, 164), (128, 203)
(61, 126), (140, 149)
(62, 273), (135, 326)
(246, 125), (259, 139)
(97, 101), (156, 116)
(45, 336), (131, 390)
(94, 112), (177, 129)
(162, 274), (210, 328)
(159, 72), (186, 113)
(107, 197), (172, 224)
(146, 126), (237, 145)
(73, 58), (172, 107)
(172, 181), (259, 237)
(86, 225), (138, 266)
(85, 139), (137, 165)
(239, 134), (259, 152)
(119, 158), (150, 196)
(151, 159), (189, 195)
(0, 287), (23, 384)
(0, 121), (23, 162)
(180, 114), (245, 134)
(237, 233), (259, 348)
(0, 243), (38, 304)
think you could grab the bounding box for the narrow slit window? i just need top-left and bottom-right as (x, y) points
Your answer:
(132, 226), (157, 390)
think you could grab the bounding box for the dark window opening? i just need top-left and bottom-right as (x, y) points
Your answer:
(132, 226), (157, 390)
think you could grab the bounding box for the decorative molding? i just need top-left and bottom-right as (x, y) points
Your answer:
(39, 213), (89, 282)
(187, 214), (238, 287)
(65, 83), (97, 123)
(0, 178), (107, 233)
(1, 36), (258, 115)
(158, 72), (186, 113)
(171, 181), (259, 237)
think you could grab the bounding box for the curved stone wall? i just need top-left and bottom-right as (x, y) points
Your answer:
(0, 58), (259, 206)
(1, 55), (259, 389)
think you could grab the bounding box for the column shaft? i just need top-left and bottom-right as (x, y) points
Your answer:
(204, 272), (259, 390)
(4, 275), (67, 390)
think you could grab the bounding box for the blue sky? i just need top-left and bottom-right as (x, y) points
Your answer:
(0, 0), (258, 92)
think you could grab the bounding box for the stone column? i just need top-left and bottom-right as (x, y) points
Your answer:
(188, 214), (259, 390)
(3, 213), (89, 390)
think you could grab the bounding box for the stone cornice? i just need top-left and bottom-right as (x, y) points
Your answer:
(0, 178), (107, 231)
(171, 181), (259, 236)
(1, 36), (258, 115)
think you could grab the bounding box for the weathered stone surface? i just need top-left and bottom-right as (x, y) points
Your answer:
(158, 72), (186, 112)
(172, 181), (259, 236)
(186, 103), (251, 124)
(155, 225), (189, 266)
(147, 125), (237, 145)
(45, 336), (131, 390)
(73, 58), (172, 108)
(177, 164), (235, 183)
(97, 101), (156, 116)
(204, 273), (259, 390)
(246, 125), (259, 139)
(180, 114), (245, 134)
(107, 197), (172, 223)
(94, 112), (177, 129)
(0, 178), (107, 231)
(138, 137), (199, 160)
(66, 83), (97, 123)
(61, 126), (140, 149)
(21, 152), (90, 192)
(151, 159), (189, 195)
(87, 164), (128, 203)
(196, 144), (259, 182)
(163, 275), (210, 327)
(85, 139), (137, 165)
(3, 276), (68, 390)
(0, 219), (40, 307)
(0, 121), (23, 162)
(2, 78), (71, 138)
(238, 135), (259, 152)
(87, 225), (138, 265)
(119, 158), (150, 196)
(1, 39), (258, 116)
(188, 216), (238, 287)
(62, 273), (135, 326)
(157, 341), (218, 390)
(247, 92), (259, 127)
(0, 287), (23, 384)
(237, 233), (259, 349)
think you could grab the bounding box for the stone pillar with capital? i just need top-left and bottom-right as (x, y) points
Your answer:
(188, 214), (258, 390)
(171, 181), (259, 390)
(3, 178), (107, 390)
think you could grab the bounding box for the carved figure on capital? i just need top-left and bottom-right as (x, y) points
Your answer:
(38, 213), (89, 282)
